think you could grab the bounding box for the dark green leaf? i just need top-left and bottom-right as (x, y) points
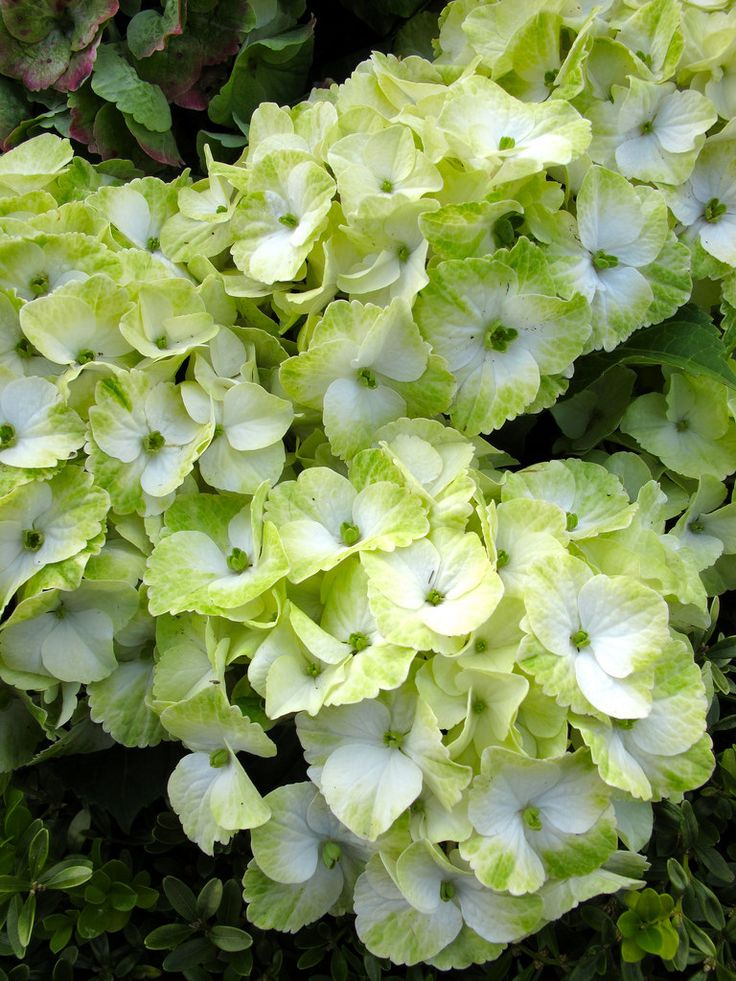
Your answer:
(684, 916), (718, 958)
(196, 878), (223, 920)
(162, 936), (214, 971)
(163, 876), (198, 921)
(145, 923), (194, 950)
(127, 0), (183, 60)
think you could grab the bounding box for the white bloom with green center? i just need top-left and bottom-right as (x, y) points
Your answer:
(415, 655), (529, 760)
(669, 476), (736, 571)
(486, 498), (568, 597)
(361, 529), (503, 656)
(86, 371), (214, 513)
(538, 166), (680, 351)
(0, 580), (138, 688)
(571, 637), (713, 800)
(372, 418), (476, 529)
(265, 466), (428, 583)
(0, 233), (122, 302)
(280, 297), (454, 459)
(119, 279), (218, 360)
(620, 371), (736, 481)
(18, 275), (135, 369)
(664, 138), (736, 267)
(0, 376), (85, 468)
(588, 77), (717, 184)
(144, 488), (289, 617)
(413, 240), (590, 435)
(0, 466), (109, 614)
(428, 75), (591, 181)
(288, 556), (417, 708)
(160, 687), (276, 854)
(231, 150), (336, 285)
(247, 608), (349, 719)
(244, 782), (373, 932)
(519, 552), (669, 719)
(329, 199), (435, 308)
(501, 459), (636, 540)
(327, 125), (442, 219)
(296, 689), (471, 840)
(460, 748), (616, 895)
(181, 379), (292, 495)
(0, 289), (58, 379)
(87, 175), (188, 277)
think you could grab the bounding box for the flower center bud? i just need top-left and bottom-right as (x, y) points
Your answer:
(306, 661), (321, 677)
(566, 512), (579, 531)
(498, 135), (516, 150)
(146, 237), (160, 252)
(380, 178), (393, 193)
(15, 337), (36, 358)
(688, 519), (705, 534)
(213, 424), (224, 439)
(616, 718), (636, 730)
(226, 547), (250, 573)
(209, 748), (229, 768)
(397, 244), (410, 262)
(675, 418), (689, 432)
(496, 548), (510, 568)
(54, 603), (66, 620)
(348, 631), (370, 652)
(544, 69), (557, 87)
(0, 423), (16, 449)
(472, 698), (487, 715)
(571, 629), (590, 649)
(383, 729), (404, 749)
(522, 806), (543, 830)
(23, 529), (44, 552)
(357, 367), (377, 389)
(704, 197), (727, 223)
(340, 521), (361, 546)
(279, 213), (299, 228)
(592, 250), (619, 270)
(321, 841), (342, 869)
(29, 273), (49, 296)
(77, 348), (96, 364)
(640, 119), (654, 134)
(154, 335), (169, 350)
(474, 638), (487, 653)
(143, 430), (165, 453)
(483, 321), (518, 352)
(439, 881), (456, 902)
(426, 588), (444, 606)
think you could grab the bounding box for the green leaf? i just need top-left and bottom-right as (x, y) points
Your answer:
(38, 860), (93, 891)
(91, 44), (172, 133)
(208, 22), (314, 133)
(571, 313), (736, 395)
(208, 925), (253, 951)
(683, 916), (717, 958)
(162, 936), (214, 971)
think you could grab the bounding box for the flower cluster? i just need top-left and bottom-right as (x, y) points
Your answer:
(1, 0), (735, 967)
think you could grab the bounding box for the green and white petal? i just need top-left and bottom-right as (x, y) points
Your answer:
(354, 855), (463, 965)
(243, 859), (344, 933)
(168, 750), (270, 855)
(0, 376), (85, 468)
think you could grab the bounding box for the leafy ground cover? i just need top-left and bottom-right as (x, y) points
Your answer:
(1, 0), (736, 975)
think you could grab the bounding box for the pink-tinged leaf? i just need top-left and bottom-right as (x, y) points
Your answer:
(54, 30), (102, 91)
(134, 33), (204, 101)
(190, 0), (253, 66)
(0, 0), (58, 44)
(126, 0), (183, 59)
(124, 112), (183, 166)
(0, 19), (70, 90)
(68, 80), (104, 145)
(69, 0), (119, 51)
